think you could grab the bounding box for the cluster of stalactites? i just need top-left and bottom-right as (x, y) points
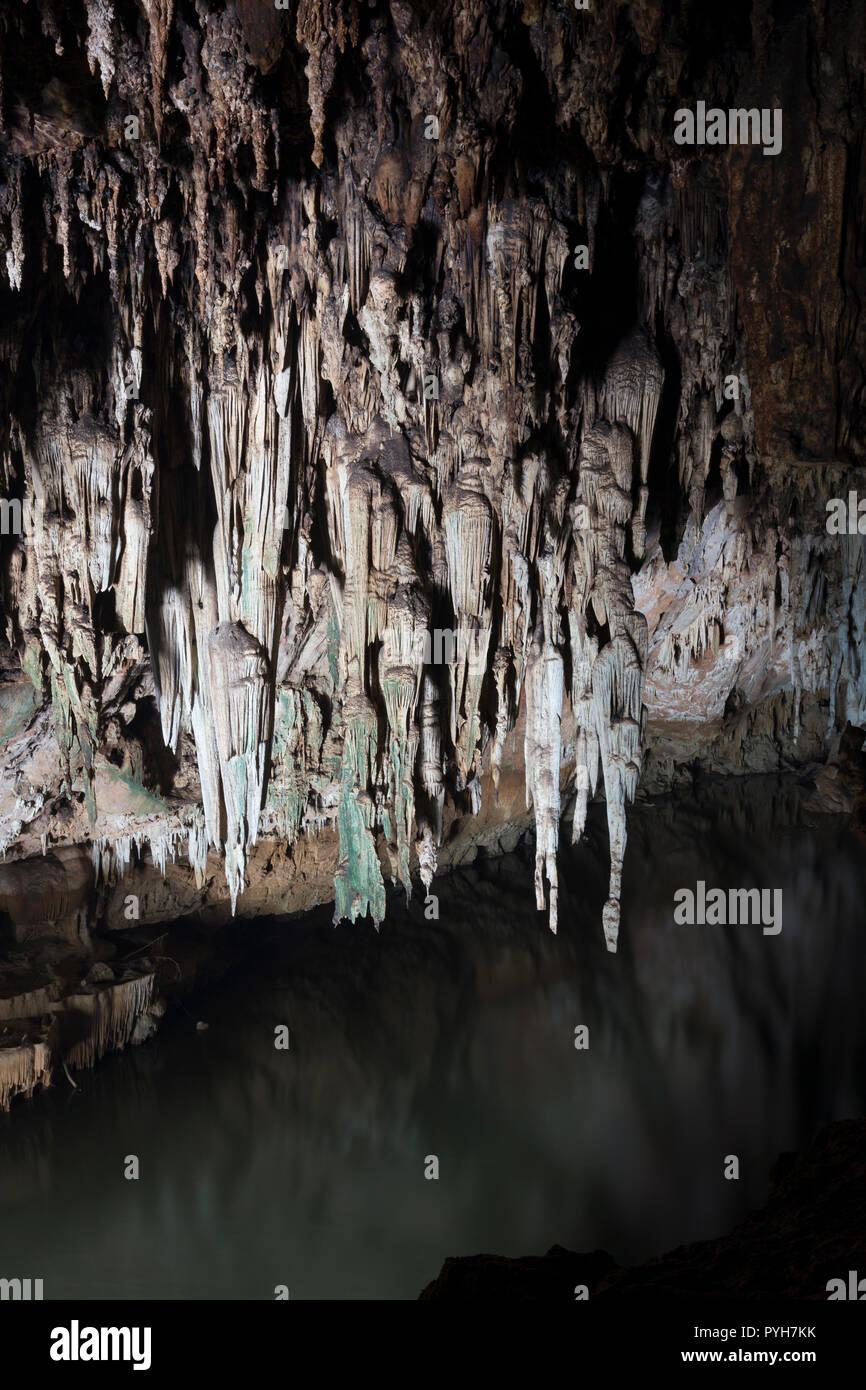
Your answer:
(524, 626), (565, 934)
(324, 424), (438, 924)
(516, 328), (659, 946)
(7, 388), (157, 821)
(0, 0), (672, 951)
(146, 343), (297, 913)
(568, 417), (649, 952)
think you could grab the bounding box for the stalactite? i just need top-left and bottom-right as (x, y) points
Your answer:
(207, 622), (271, 913)
(596, 327), (664, 558)
(333, 691), (385, 926)
(524, 629), (564, 933)
(378, 539), (428, 897)
(569, 420), (648, 952)
(443, 454), (495, 781)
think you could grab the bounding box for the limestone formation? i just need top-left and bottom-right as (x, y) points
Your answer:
(0, 0), (865, 1101)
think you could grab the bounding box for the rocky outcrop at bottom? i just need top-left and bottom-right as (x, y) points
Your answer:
(419, 1119), (866, 1300)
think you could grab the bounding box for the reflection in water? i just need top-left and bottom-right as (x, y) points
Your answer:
(1, 778), (864, 1300)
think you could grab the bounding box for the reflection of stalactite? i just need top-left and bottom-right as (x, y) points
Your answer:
(63, 974), (156, 1070)
(0, 969), (156, 1111)
(0, 1040), (52, 1111)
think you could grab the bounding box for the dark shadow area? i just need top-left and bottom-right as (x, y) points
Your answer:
(1, 778), (865, 1298)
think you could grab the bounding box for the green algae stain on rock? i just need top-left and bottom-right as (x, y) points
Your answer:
(0, 682), (40, 745)
(94, 761), (173, 817)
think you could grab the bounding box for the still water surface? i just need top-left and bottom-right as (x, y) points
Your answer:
(1, 780), (864, 1298)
